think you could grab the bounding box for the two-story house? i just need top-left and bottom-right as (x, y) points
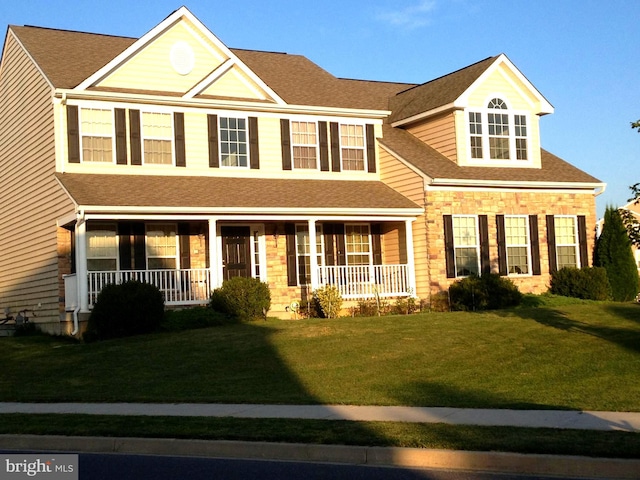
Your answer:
(0, 7), (604, 334)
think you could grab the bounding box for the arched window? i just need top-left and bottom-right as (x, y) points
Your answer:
(468, 97), (528, 161)
(488, 98), (510, 159)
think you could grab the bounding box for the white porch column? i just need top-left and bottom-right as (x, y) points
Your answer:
(405, 219), (417, 296)
(208, 218), (219, 289)
(75, 219), (89, 312)
(308, 219), (319, 291)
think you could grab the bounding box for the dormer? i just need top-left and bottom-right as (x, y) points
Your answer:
(388, 54), (554, 169)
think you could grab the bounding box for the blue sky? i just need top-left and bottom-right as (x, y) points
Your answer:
(1, 1), (638, 217)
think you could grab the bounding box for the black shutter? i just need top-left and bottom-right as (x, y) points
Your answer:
(546, 215), (557, 273)
(335, 224), (346, 266)
(132, 222), (146, 270)
(174, 112), (186, 167)
(330, 122), (341, 172)
(318, 121), (329, 172)
(249, 116), (260, 169)
(371, 223), (382, 265)
(323, 223), (335, 266)
(496, 215), (508, 276)
(529, 215), (541, 275)
(178, 223), (191, 270)
(577, 215), (589, 268)
(280, 119), (292, 170)
(208, 114), (219, 168)
(117, 222), (132, 270)
(285, 223), (297, 286)
(115, 108), (127, 165)
(366, 124), (376, 173)
(443, 215), (456, 278)
(479, 215), (490, 275)
(67, 105), (80, 163)
(129, 110), (142, 166)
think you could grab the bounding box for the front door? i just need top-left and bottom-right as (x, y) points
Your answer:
(221, 226), (251, 280)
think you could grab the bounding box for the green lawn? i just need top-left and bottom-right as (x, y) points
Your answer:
(2, 297), (639, 411)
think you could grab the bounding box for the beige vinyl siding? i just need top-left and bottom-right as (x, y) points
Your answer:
(379, 148), (429, 300)
(0, 30), (75, 329)
(200, 66), (268, 100)
(98, 21), (226, 93)
(406, 112), (457, 162)
(467, 66), (535, 110)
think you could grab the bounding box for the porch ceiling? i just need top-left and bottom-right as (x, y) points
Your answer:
(55, 173), (421, 215)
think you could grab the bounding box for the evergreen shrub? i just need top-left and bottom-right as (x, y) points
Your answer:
(209, 276), (271, 321)
(449, 273), (522, 311)
(85, 280), (164, 341)
(549, 267), (611, 301)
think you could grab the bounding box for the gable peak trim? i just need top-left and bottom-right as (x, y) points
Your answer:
(73, 6), (286, 104)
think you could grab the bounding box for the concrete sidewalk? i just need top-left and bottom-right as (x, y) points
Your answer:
(1, 402), (639, 432)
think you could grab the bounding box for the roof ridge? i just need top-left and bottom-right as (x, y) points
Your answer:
(16, 24), (136, 40)
(395, 54), (499, 96)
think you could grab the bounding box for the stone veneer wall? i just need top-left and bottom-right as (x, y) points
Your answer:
(421, 189), (598, 297)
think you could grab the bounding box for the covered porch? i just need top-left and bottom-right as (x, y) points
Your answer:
(62, 217), (418, 315)
(55, 173), (422, 320)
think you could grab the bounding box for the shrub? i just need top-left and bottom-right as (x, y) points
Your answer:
(313, 285), (342, 318)
(449, 273), (522, 311)
(85, 280), (164, 341)
(549, 267), (611, 301)
(161, 306), (230, 332)
(209, 276), (271, 321)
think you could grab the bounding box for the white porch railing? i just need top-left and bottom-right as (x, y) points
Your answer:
(87, 269), (213, 307)
(317, 264), (410, 299)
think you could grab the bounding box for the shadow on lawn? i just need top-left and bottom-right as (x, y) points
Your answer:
(503, 304), (640, 354)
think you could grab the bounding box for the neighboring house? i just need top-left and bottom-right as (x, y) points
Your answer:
(0, 7), (604, 334)
(616, 201), (640, 274)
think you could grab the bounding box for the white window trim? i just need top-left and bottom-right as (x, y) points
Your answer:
(505, 215), (532, 276)
(466, 95), (532, 166)
(554, 215), (580, 269)
(86, 222), (119, 271)
(219, 115), (250, 169)
(452, 215), (480, 277)
(290, 120), (320, 171)
(79, 107), (116, 164)
(146, 223), (180, 270)
(345, 223), (372, 266)
(141, 110), (175, 166)
(339, 122), (367, 172)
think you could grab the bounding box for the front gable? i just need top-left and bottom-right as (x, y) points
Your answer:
(76, 7), (282, 104)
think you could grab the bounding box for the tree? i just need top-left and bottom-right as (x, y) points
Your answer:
(594, 206), (639, 301)
(622, 120), (640, 246)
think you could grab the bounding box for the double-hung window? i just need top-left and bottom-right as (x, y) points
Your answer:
(340, 124), (365, 171)
(295, 224), (323, 285)
(291, 121), (318, 169)
(554, 216), (579, 269)
(146, 224), (178, 270)
(468, 98), (529, 162)
(80, 108), (114, 163)
(505, 216), (530, 274)
(86, 223), (117, 271)
(220, 117), (248, 167)
(142, 112), (173, 165)
(345, 224), (371, 265)
(452, 216), (480, 276)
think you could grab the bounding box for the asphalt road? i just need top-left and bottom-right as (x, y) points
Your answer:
(78, 453), (595, 480)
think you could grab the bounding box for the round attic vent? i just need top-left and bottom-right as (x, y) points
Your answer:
(170, 41), (195, 75)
